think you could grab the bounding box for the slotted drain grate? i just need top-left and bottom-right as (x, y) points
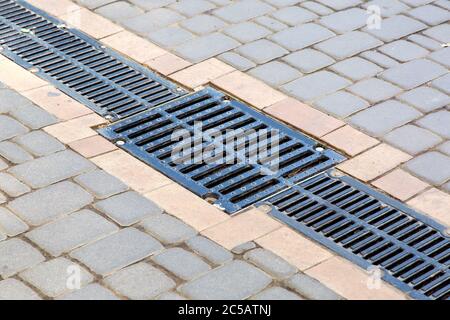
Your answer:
(99, 88), (345, 213)
(262, 170), (449, 300)
(0, 0), (186, 120)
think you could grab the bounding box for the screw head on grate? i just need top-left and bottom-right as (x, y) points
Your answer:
(20, 28), (31, 33)
(29, 67), (39, 73)
(115, 139), (125, 146)
(445, 229), (450, 237)
(204, 193), (219, 204)
(57, 24), (67, 29)
(315, 146), (325, 152)
(330, 169), (345, 178)
(105, 114), (114, 121)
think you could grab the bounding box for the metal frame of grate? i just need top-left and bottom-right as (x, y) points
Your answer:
(0, 0), (187, 120)
(261, 170), (449, 300)
(99, 87), (345, 214)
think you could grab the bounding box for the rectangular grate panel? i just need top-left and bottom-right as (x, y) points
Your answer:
(0, 0), (186, 120)
(262, 170), (449, 300)
(99, 87), (345, 214)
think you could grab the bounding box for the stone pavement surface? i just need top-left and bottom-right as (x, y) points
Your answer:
(0, 82), (343, 300)
(75, 0), (450, 195)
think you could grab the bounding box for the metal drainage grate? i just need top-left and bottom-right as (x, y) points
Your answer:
(0, 0), (186, 120)
(262, 170), (449, 300)
(99, 87), (345, 214)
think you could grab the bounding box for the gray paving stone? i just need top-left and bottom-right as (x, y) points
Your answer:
(360, 51), (400, 68)
(0, 115), (29, 142)
(314, 31), (383, 60)
(398, 87), (450, 112)
(223, 22), (271, 43)
(20, 258), (93, 298)
(313, 91), (369, 118)
(271, 23), (335, 51)
(435, 0), (450, 10)
(416, 110), (450, 138)
(237, 39), (288, 64)
(0, 207), (28, 237)
(232, 242), (257, 254)
(129, 0), (176, 10)
(316, 0), (361, 10)
(251, 287), (302, 300)
(429, 47), (450, 68)
(0, 238), (45, 278)
(319, 8), (367, 33)
(0, 192), (6, 205)
(348, 78), (403, 103)
(8, 150), (95, 188)
(174, 33), (239, 63)
(365, 15), (426, 42)
(379, 40), (429, 62)
(0, 158), (7, 171)
(157, 291), (187, 300)
(271, 6), (318, 26)
(301, 1), (333, 15)
(140, 214), (197, 244)
(75, 0), (116, 9)
(152, 248), (211, 280)
(58, 283), (119, 300)
(244, 248), (296, 280)
(147, 26), (195, 47)
(105, 262), (176, 300)
(330, 57), (383, 81)
(401, 0), (434, 6)
(218, 52), (256, 71)
(438, 141), (450, 156)
(213, 0), (274, 23)
(14, 131), (65, 157)
(362, 0), (409, 17)
(0, 89), (32, 114)
(443, 181), (450, 193)
(0, 141), (33, 164)
(8, 181), (93, 226)
(94, 191), (162, 226)
(384, 125), (443, 155)
(264, 0), (303, 7)
(282, 49), (335, 73)
(423, 24), (450, 43)
(0, 172), (30, 197)
(180, 14), (227, 35)
(254, 16), (287, 32)
(282, 71), (351, 101)
(186, 236), (233, 265)
(26, 210), (119, 257)
(95, 1), (144, 23)
(75, 170), (128, 199)
(122, 9), (184, 34)
(381, 59), (447, 90)
(249, 61), (301, 86)
(408, 34), (443, 51)
(431, 74), (450, 94)
(350, 100), (422, 136)
(0, 278), (41, 300)
(286, 273), (343, 300)
(408, 4), (450, 25)
(405, 152), (450, 185)
(169, 0), (216, 17)
(70, 228), (163, 276)
(179, 260), (271, 300)
(9, 104), (57, 130)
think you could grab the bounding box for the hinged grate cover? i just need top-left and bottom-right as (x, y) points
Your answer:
(263, 171), (449, 300)
(0, 0), (186, 120)
(99, 87), (345, 213)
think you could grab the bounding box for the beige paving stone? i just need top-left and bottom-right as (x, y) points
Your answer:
(407, 189), (450, 227)
(265, 98), (345, 138)
(60, 8), (123, 39)
(26, 0), (81, 17)
(144, 183), (229, 232)
(171, 58), (235, 89)
(201, 208), (282, 250)
(212, 71), (287, 109)
(101, 30), (166, 63)
(69, 135), (117, 158)
(145, 53), (192, 76)
(44, 114), (106, 144)
(21, 86), (92, 121)
(305, 256), (407, 300)
(255, 227), (333, 271)
(373, 169), (429, 201)
(91, 150), (172, 194)
(337, 144), (412, 182)
(322, 125), (379, 156)
(0, 59), (47, 92)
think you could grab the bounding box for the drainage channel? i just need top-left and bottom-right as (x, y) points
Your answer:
(0, 0), (187, 121)
(1, 0), (448, 300)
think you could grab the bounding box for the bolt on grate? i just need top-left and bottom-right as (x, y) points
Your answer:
(99, 88), (345, 214)
(0, 0), (186, 120)
(262, 170), (449, 300)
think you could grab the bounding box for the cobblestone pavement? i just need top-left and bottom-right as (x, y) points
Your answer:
(0, 82), (345, 300)
(74, 0), (450, 195)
